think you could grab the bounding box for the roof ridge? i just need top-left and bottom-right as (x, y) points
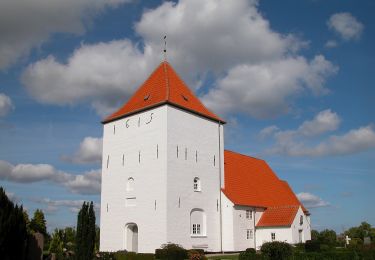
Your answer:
(163, 61), (170, 100)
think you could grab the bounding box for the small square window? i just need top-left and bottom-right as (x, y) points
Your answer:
(246, 210), (253, 219)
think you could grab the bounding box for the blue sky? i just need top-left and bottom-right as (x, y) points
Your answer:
(0, 0), (374, 232)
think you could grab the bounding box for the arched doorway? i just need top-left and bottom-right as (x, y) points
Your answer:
(125, 223), (138, 252)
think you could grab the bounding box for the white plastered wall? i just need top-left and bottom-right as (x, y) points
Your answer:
(100, 106), (168, 253)
(166, 105), (223, 252)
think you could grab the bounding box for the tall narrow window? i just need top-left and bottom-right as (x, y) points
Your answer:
(157, 144), (159, 159)
(190, 209), (206, 236)
(106, 155), (109, 169)
(185, 148), (187, 160)
(214, 155), (216, 166)
(300, 215), (303, 225)
(193, 177), (201, 192)
(122, 154), (124, 166)
(126, 177), (134, 191)
(195, 150), (198, 162)
(138, 151), (141, 163)
(113, 124), (116, 134)
(271, 233), (276, 241)
(177, 145), (179, 158)
(246, 229), (253, 239)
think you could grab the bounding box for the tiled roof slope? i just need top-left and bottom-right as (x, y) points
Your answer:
(103, 62), (224, 123)
(256, 206), (300, 227)
(223, 150), (308, 226)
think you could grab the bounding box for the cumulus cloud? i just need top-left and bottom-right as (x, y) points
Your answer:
(297, 109), (340, 137)
(259, 125), (279, 139)
(0, 0), (130, 70)
(325, 40), (338, 48)
(0, 160), (101, 194)
(327, 12), (364, 41)
(21, 0), (336, 118)
(297, 192), (329, 208)
(35, 198), (100, 214)
(263, 110), (375, 157)
(202, 56), (337, 118)
(0, 93), (13, 117)
(65, 169), (101, 195)
(62, 137), (103, 164)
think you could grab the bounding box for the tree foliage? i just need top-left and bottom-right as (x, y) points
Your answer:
(345, 221), (375, 243)
(261, 241), (292, 260)
(75, 201), (96, 260)
(30, 209), (47, 235)
(0, 187), (28, 260)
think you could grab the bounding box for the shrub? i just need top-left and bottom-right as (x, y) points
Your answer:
(246, 248), (256, 254)
(261, 241), (292, 260)
(188, 249), (206, 260)
(304, 240), (320, 252)
(155, 243), (188, 260)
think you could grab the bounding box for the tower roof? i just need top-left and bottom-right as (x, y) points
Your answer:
(103, 62), (224, 124)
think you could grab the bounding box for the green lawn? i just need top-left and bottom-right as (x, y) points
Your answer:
(207, 254), (239, 260)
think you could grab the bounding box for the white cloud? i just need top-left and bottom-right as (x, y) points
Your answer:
(0, 160), (101, 194)
(268, 124), (375, 157)
(259, 125), (279, 139)
(65, 169), (101, 195)
(202, 56), (337, 118)
(0, 0), (129, 70)
(297, 192), (329, 208)
(35, 198), (100, 214)
(325, 40), (338, 48)
(0, 93), (13, 117)
(297, 109), (340, 137)
(21, 0), (336, 119)
(63, 137), (103, 164)
(327, 12), (364, 41)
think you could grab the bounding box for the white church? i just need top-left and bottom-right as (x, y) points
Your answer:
(99, 62), (311, 253)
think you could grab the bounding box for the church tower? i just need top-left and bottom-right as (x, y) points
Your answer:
(100, 62), (225, 253)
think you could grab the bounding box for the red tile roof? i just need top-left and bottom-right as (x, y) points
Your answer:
(103, 62), (224, 123)
(223, 150), (308, 227)
(256, 206), (300, 227)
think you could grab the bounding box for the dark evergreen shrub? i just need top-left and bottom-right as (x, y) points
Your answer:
(261, 241), (292, 260)
(305, 240), (320, 252)
(245, 248), (256, 254)
(155, 243), (188, 260)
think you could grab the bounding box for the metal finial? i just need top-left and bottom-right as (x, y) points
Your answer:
(163, 35), (167, 61)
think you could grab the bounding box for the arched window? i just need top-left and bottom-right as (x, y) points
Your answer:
(300, 215), (303, 225)
(127, 177), (134, 191)
(190, 209), (206, 236)
(193, 177), (201, 192)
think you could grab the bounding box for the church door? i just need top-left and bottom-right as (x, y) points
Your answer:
(125, 223), (138, 252)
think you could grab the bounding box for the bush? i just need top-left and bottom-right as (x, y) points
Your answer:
(239, 248), (258, 260)
(305, 240), (320, 252)
(261, 241), (292, 260)
(188, 249), (206, 260)
(95, 251), (154, 260)
(155, 243), (188, 260)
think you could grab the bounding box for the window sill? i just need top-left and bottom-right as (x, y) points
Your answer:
(191, 235), (207, 238)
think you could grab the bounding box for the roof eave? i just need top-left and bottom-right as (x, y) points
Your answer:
(101, 101), (226, 124)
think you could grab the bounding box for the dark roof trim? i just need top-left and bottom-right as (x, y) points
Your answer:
(102, 101), (226, 124)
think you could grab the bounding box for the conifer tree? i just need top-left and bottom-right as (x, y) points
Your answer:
(0, 187), (28, 259)
(30, 209), (47, 235)
(75, 201), (96, 260)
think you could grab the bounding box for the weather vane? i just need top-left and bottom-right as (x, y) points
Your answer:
(163, 35), (167, 61)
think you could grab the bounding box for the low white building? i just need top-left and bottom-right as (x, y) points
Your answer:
(99, 62), (311, 253)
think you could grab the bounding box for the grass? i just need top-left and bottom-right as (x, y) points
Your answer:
(207, 254), (239, 260)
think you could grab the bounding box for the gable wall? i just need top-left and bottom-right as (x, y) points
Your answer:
(100, 106), (168, 252)
(166, 105), (223, 252)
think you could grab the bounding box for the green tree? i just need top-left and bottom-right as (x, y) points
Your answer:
(345, 221), (375, 243)
(318, 229), (337, 246)
(30, 209), (47, 235)
(0, 187), (28, 260)
(75, 201), (96, 260)
(311, 230), (319, 240)
(49, 229), (64, 259)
